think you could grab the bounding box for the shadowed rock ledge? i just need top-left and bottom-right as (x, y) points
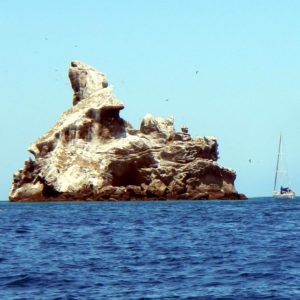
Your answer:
(9, 61), (246, 201)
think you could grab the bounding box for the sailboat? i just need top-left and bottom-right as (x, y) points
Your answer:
(273, 134), (295, 199)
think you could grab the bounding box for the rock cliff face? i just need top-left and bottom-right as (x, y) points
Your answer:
(9, 61), (246, 201)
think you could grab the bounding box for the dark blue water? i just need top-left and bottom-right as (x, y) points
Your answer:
(1, 198), (300, 299)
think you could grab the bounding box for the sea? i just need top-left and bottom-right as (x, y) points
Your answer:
(0, 198), (300, 300)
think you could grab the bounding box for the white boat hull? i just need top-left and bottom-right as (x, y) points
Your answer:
(273, 191), (296, 199)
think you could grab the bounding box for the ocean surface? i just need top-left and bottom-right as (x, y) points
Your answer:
(0, 198), (300, 300)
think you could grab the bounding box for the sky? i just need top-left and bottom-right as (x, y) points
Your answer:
(0, 0), (300, 200)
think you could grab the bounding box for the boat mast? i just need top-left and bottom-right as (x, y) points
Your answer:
(274, 134), (282, 191)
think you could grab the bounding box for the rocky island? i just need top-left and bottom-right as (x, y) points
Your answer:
(9, 61), (246, 201)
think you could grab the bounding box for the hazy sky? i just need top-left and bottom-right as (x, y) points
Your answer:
(1, 0), (300, 200)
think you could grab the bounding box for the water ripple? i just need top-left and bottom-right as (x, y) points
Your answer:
(0, 198), (300, 299)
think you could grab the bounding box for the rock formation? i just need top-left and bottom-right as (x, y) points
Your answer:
(9, 61), (246, 201)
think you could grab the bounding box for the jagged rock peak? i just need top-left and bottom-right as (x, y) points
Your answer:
(9, 61), (246, 201)
(69, 60), (109, 105)
(27, 61), (123, 157)
(140, 114), (175, 139)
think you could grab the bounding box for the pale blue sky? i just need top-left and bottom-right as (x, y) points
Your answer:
(1, 0), (300, 199)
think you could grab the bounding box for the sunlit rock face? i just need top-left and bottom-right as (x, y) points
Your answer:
(69, 61), (109, 106)
(9, 61), (246, 201)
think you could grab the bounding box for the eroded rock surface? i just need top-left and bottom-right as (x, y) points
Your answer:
(9, 61), (246, 201)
